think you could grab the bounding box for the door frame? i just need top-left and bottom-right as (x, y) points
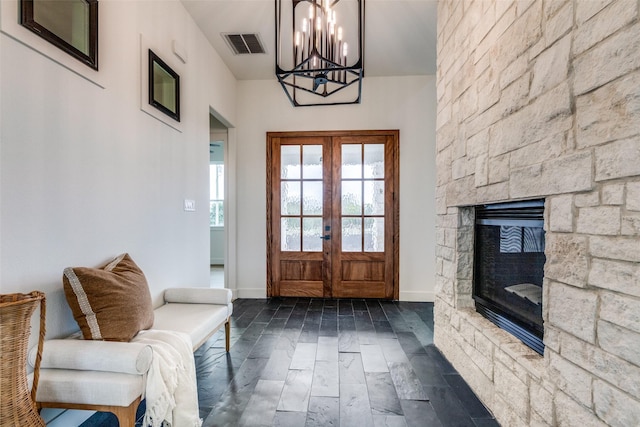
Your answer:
(266, 130), (400, 299)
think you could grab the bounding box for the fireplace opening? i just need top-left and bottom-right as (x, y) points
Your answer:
(473, 199), (545, 355)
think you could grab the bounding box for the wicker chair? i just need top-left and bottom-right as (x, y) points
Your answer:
(0, 291), (46, 427)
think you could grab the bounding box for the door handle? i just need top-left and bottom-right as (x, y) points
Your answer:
(320, 235), (331, 240)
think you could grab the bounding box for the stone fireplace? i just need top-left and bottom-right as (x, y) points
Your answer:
(435, 1), (640, 426)
(473, 200), (545, 355)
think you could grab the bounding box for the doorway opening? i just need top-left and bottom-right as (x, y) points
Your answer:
(209, 114), (227, 288)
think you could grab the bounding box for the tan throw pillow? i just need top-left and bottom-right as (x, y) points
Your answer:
(63, 253), (154, 342)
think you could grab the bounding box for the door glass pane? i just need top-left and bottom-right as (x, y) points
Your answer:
(364, 181), (385, 215)
(342, 144), (362, 179)
(303, 181), (323, 215)
(303, 218), (323, 252)
(281, 181), (301, 215)
(342, 181), (362, 215)
(364, 218), (384, 252)
(342, 218), (362, 252)
(281, 218), (301, 251)
(281, 145), (301, 179)
(303, 145), (323, 179)
(364, 144), (385, 178)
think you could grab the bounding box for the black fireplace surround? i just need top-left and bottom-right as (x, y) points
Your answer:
(473, 199), (545, 355)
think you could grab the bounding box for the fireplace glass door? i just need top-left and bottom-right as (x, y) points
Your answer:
(473, 200), (545, 354)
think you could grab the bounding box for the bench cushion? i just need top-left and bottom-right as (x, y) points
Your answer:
(152, 303), (228, 350)
(37, 370), (144, 407)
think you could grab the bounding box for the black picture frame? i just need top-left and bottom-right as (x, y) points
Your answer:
(20, 0), (98, 70)
(148, 50), (180, 122)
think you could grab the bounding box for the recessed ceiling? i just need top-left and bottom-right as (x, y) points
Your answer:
(181, 0), (437, 81)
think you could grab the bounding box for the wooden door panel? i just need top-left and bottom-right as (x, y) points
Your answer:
(339, 252), (386, 261)
(280, 260), (323, 280)
(267, 134), (331, 298)
(279, 257), (324, 297)
(330, 133), (399, 300)
(279, 281), (324, 297)
(341, 260), (385, 281)
(333, 281), (386, 298)
(337, 135), (387, 144)
(267, 131), (398, 299)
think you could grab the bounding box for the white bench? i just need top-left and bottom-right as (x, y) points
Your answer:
(30, 287), (232, 427)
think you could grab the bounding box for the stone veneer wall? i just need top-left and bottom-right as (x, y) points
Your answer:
(434, 0), (640, 426)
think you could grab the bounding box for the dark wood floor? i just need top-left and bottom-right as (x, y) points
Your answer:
(82, 298), (499, 427)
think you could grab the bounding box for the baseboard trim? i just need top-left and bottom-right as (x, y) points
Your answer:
(398, 291), (435, 302)
(230, 288), (434, 302)
(233, 288), (267, 299)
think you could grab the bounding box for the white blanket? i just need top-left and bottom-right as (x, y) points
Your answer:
(134, 329), (202, 427)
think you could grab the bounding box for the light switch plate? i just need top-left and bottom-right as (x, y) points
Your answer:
(184, 199), (196, 212)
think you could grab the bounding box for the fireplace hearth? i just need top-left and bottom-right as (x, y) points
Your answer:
(473, 200), (545, 354)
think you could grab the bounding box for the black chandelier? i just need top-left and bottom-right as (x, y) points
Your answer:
(275, 0), (365, 107)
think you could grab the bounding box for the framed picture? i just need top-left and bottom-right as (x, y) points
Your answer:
(20, 0), (98, 70)
(149, 50), (180, 122)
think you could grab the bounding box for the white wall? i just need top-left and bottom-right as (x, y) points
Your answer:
(235, 75), (437, 301)
(210, 228), (225, 265)
(0, 0), (237, 344)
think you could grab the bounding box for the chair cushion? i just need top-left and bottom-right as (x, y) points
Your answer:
(63, 253), (154, 342)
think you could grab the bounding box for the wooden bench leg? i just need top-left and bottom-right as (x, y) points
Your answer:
(109, 397), (140, 427)
(225, 320), (230, 352)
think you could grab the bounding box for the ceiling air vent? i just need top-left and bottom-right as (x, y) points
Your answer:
(223, 33), (266, 55)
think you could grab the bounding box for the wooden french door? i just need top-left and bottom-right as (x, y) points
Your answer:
(267, 130), (399, 299)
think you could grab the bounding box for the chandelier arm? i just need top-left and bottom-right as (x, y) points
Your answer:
(277, 71), (360, 96)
